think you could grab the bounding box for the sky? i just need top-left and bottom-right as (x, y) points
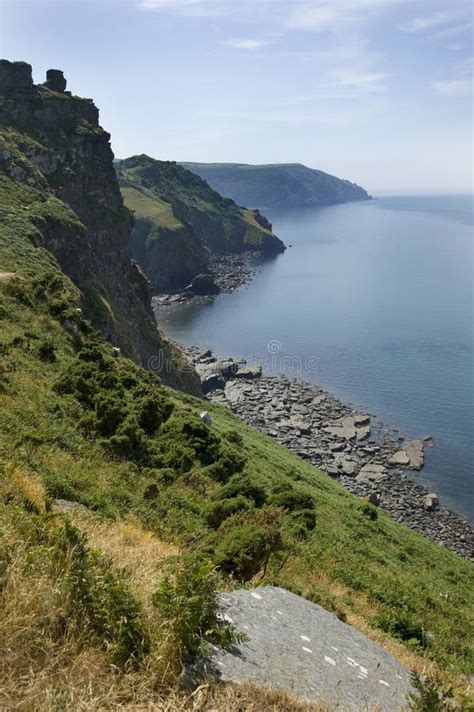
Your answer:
(0, 0), (472, 193)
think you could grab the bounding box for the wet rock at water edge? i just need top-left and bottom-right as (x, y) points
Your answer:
(356, 464), (387, 484)
(185, 273), (220, 296)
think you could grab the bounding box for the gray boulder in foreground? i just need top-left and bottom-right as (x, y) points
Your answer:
(188, 587), (413, 711)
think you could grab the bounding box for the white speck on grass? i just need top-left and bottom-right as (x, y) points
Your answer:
(300, 635), (311, 642)
(379, 680), (390, 687)
(324, 656), (336, 666)
(251, 592), (263, 600)
(302, 646), (313, 653)
(276, 610), (284, 615)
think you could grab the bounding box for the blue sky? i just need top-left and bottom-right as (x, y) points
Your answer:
(1, 0), (472, 193)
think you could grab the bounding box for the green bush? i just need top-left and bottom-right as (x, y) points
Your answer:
(285, 508), (317, 539)
(159, 413), (221, 466)
(360, 502), (378, 521)
(407, 672), (451, 711)
(202, 442), (247, 482)
(36, 337), (56, 362)
(205, 495), (254, 529)
(269, 485), (315, 512)
(214, 473), (266, 507)
(152, 554), (240, 671)
(373, 609), (425, 647)
(212, 506), (285, 581)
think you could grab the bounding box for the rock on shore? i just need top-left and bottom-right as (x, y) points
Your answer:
(186, 347), (473, 560)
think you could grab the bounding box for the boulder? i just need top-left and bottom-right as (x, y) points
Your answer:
(233, 365), (263, 380)
(338, 456), (357, 476)
(388, 450), (410, 466)
(422, 493), (439, 512)
(183, 587), (413, 712)
(200, 411), (212, 426)
(184, 273), (220, 295)
(405, 440), (424, 470)
(324, 415), (371, 442)
(354, 414), (370, 427)
(201, 373), (225, 394)
(356, 464), (387, 484)
(366, 492), (381, 507)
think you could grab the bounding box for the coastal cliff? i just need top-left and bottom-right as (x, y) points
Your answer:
(117, 154), (285, 292)
(181, 161), (371, 209)
(0, 60), (199, 393)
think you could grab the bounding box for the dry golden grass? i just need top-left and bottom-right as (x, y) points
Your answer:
(241, 208), (274, 235)
(121, 186), (182, 230)
(5, 467), (47, 513)
(76, 513), (179, 606)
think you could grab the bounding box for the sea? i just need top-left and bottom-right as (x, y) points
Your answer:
(156, 194), (474, 523)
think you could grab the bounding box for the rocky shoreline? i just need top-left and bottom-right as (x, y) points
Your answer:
(186, 346), (473, 561)
(152, 253), (257, 310)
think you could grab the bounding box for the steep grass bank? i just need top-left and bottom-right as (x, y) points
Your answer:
(0, 257), (472, 707)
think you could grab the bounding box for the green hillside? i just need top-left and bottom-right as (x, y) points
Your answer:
(181, 162), (371, 208)
(117, 155), (285, 292)
(1, 61), (473, 709)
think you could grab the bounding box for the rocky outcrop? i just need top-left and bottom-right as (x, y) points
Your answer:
(0, 60), (200, 394)
(184, 273), (220, 295)
(42, 68), (67, 93)
(185, 587), (413, 712)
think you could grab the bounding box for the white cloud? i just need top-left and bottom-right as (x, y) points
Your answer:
(139, 0), (239, 16)
(287, 0), (388, 32)
(399, 10), (454, 33)
(432, 57), (473, 97)
(328, 68), (388, 90)
(223, 38), (268, 50)
(432, 78), (471, 97)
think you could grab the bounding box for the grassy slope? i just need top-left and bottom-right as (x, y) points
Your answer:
(120, 186), (183, 230)
(0, 226), (472, 704)
(118, 155), (285, 253)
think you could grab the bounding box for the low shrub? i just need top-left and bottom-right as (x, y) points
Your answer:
(212, 506), (285, 581)
(373, 609), (425, 647)
(36, 337), (56, 362)
(158, 413), (221, 467)
(214, 473), (267, 507)
(152, 554), (240, 679)
(360, 502), (378, 521)
(269, 485), (315, 512)
(407, 672), (452, 711)
(285, 508), (317, 539)
(204, 495), (254, 529)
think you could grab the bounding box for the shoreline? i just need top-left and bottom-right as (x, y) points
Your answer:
(152, 252), (258, 309)
(185, 345), (473, 561)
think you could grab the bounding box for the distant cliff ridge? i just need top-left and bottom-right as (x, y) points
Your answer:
(117, 155), (285, 293)
(180, 162), (371, 209)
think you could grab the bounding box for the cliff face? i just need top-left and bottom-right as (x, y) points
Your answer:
(0, 60), (200, 394)
(117, 155), (285, 292)
(181, 162), (371, 209)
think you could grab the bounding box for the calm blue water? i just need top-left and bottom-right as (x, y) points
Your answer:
(157, 195), (474, 522)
